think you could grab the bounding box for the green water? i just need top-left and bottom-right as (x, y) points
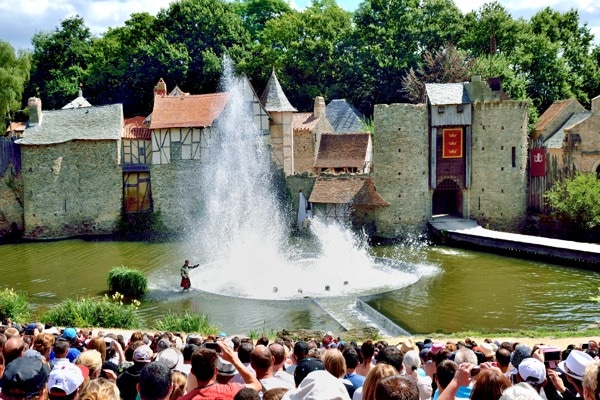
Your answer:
(0, 239), (598, 335)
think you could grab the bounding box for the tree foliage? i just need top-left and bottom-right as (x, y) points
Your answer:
(545, 173), (600, 230)
(0, 41), (30, 126)
(20, 0), (600, 123)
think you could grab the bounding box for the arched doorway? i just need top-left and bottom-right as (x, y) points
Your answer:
(432, 179), (462, 216)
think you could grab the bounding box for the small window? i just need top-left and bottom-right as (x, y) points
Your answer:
(511, 147), (516, 168)
(438, 106), (445, 114)
(457, 104), (464, 113)
(171, 141), (182, 161)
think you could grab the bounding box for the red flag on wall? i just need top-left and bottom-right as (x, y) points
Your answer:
(442, 128), (463, 158)
(530, 148), (546, 176)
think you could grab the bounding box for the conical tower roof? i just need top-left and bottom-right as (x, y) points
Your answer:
(260, 70), (297, 112)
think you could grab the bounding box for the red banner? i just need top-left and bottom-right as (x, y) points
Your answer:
(442, 128), (463, 158)
(530, 148), (546, 176)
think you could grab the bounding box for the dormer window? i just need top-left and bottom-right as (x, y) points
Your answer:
(438, 106), (445, 114)
(457, 104), (464, 113)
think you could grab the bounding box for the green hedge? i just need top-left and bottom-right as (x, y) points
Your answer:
(41, 296), (141, 329)
(0, 288), (30, 322)
(154, 311), (218, 334)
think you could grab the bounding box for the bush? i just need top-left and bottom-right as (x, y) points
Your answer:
(0, 288), (30, 323)
(154, 311), (218, 334)
(545, 173), (600, 230)
(107, 266), (147, 299)
(41, 294), (141, 329)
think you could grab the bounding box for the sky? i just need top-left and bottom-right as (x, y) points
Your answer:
(0, 0), (598, 52)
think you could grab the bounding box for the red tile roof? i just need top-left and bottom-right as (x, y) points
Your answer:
(123, 116), (150, 140)
(314, 133), (370, 169)
(309, 177), (389, 206)
(293, 112), (319, 132)
(150, 93), (229, 129)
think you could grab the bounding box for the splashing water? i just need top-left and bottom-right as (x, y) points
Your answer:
(183, 59), (431, 300)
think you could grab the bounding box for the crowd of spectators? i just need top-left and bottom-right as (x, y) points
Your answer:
(0, 321), (599, 400)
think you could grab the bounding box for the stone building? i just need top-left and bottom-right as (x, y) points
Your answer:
(533, 95), (600, 176)
(373, 77), (529, 238)
(15, 98), (123, 239)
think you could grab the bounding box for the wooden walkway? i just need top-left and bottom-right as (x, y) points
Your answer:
(428, 216), (600, 267)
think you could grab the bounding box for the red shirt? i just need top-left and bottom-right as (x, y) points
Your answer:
(177, 383), (244, 400)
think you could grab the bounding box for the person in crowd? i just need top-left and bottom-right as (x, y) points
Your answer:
(233, 388), (261, 400)
(137, 362), (173, 400)
(231, 341), (255, 385)
(169, 370), (187, 400)
(403, 349), (432, 400)
(1, 357), (50, 400)
(376, 346), (404, 373)
(516, 357), (546, 394)
(180, 260), (199, 291)
(546, 349), (594, 400)
(32, 333), (55, 363)
(268, 343), (295, 387)
(356, 340), (375, 377)
(583, 360), (600, 400)
(451, 348), (478, 400)
(499, 383), (543, 400)
(47, 362), (89, 400)
(509, 345), (532, 384)
(76, 350), (103, 381)
(282, 369), (351, 400)
(495, 347), (512, 378)
(322, 349), (355, 396)
(250, 345), (294, 391)
(86, 337), (119, 379)
(78, 378), (120, 400)
(59, 328), (83, 361)
(432, 360), (458, 400)
(3, 337), (25, 365)
(470, 368), (511, 400)
(51, 339), (72, 367)
(353, 362), (398, 400)
(285, 341), (309, 376)
(343, 347), (365, 393)
(263, 387), (289, 400)
(117, 344), (153, 400)
(376, 375), (420, 400)
(178, 342), (262, 399)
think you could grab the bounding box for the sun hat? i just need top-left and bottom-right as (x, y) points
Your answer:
(558, 350), (593, 380)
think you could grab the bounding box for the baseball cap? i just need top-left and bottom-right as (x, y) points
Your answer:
(2, 357), (51, 398)
(133, 345), (154, 363)
(48, 363), (88, 396)
(518, 357), (546, 386)
(293, 341), (309, 357)
(294, 358), (325, 387)
(61, 328), (77, 341)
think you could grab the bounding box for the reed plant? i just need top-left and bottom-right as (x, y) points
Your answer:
(41, 294), (142, 329)
(154, 311), (218, 334)
(0, 288), (30, 322)
(107, 266), (147, 299)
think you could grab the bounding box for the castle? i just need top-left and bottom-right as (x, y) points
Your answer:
(3, 74), (595, 241)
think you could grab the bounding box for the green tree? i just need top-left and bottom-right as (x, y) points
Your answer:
(252, 0), (353, 110)
(0, 41), (30, 126)
(28, 16), (93, 109)
(416, 0), (466, 53)
(233, 0), (292, 40)
(401, 44), (474, 103)
(545, 173), (600, 230)
(156, 0), (252, 95)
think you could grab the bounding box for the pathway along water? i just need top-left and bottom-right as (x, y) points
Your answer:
(1, 238), (598, 335)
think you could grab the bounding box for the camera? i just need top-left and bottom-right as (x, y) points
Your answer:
(540, 345), (561, 369)
(204, 342), (221, 352)
(470, 366), (480, 377)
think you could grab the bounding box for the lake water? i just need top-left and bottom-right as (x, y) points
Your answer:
(1, 238), (598, 335)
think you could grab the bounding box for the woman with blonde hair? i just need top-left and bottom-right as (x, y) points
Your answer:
(169, 370), (187, 400)
(76, 349), (103, 379)
(353, 362), (398, 400)
(79, 377), (120, 400)
(322, 349), (354, 397)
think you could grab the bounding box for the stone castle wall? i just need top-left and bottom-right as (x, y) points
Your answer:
(373, 103), (430, 238)
(0, 169), (23, 237)
(20, 141), (121, 239)
(469, 101), (529, 231)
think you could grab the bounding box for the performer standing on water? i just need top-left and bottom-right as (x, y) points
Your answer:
(180, 260), (199, 291)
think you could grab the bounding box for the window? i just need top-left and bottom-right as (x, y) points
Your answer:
(457, 104), (464, 113)
(438, 106), (445, 114)
(511, 147), (516, 168)
(171, 141), (182, 161)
